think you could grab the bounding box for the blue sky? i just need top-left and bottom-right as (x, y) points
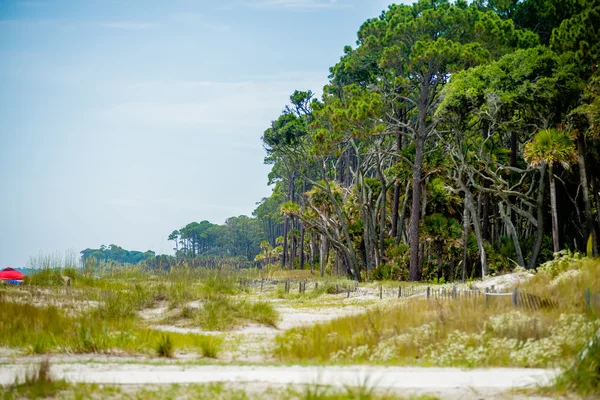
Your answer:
(0, 0), (396, 267)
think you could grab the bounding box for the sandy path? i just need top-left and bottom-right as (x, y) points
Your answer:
(0, 363), (556, 390)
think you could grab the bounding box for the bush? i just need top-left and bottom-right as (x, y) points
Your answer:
(370, 264), (403, 281)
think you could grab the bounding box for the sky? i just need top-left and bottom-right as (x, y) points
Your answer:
(0, 0), (397, 268)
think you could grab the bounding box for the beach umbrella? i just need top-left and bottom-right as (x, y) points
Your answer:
(0, 267), (25, 280)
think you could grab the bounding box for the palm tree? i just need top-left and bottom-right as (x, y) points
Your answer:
(421, 214), (462, 281)
(525, 128), (578, 254)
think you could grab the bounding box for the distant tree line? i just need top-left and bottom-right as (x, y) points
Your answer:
(80, 244), (155, 265)
(168, 216), (263, 261)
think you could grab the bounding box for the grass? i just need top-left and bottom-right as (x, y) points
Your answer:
(196, 335), (222, 358)
(0, 296), (223, 356)
(157, 333), (175, 358)
(553, 335), (600, 397)
(194, 294), (279, 331)
(274, 257), (600, 368)
(1, 379), (439, 400)
(1, 360), (68, 399)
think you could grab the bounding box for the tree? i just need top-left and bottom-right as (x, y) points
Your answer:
(525, 128), (578, 253)
(328, 0), (537, 280)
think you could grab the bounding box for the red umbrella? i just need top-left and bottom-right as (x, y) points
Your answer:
(0, 267), (25, 280)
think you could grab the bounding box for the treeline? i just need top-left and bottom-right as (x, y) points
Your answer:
(80, 245), (254, 271)
(167, 216), (262, 261)
(253, 0), (600, 282)
(170, 0), (599, 282)
(80, 245), (155, 265)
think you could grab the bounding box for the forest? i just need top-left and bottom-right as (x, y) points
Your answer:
(112, 0), (600, 283)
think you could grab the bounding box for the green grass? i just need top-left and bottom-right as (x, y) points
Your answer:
(195, 294), (279, 331)
(157, 333), (175, 358)
(1, 360), (68, 400)
(0, 297), (222, 356)
(274, 257), (600, 368)
(1, 380), (439, 400)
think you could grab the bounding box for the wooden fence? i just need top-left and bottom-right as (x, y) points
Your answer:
(239, 278), (559, 310)
(584, 288), (600, 311)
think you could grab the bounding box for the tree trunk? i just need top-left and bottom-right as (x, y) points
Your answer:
(291, 218), (297, 270)
(282, 216), (288, 269)
(593, 174), (600, 241)
(482, 192), (490, 241)
(320, 234), (326, 277)
(460, 178), (488, 277)
(462, 200), (469, 282)
(396, 183), (411, 245)
(409, 137), (424, 281)
(577, 133), (598, 256)
(391, 133), (402, 238)
(391, 182), (401, 238)
(309, 232), (315, 274)
(436, 241), (443, 282)
(549, 164), (560, 253)
(499, 202), (525, 267)
(300, 224), (305, 270)
(528, 163), (547, 269)
(379, 178), (387, 260)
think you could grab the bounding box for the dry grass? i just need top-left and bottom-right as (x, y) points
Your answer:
(274, 257), (600, 368)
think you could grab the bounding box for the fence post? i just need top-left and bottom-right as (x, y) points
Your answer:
(585, 288), (591, 310)
(315, 282), (318, 290)
(379, 285), (383, 299)
(398, 285), (402, 299)
(427, 286), (430, 299)
(336, 284), (339, 294)
(512, 288), (518, 307)
(485, 287), (489, 307)
(452, 286), (457, 299)
(491, 285), (495, 293)
(260, 279), (264, 292)
(347, 287), (350, 298)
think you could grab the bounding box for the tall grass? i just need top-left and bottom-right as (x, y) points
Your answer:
(274, 258), (600, 367)
(194, 294), (279, 331)
(0, 297), (222, 356)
